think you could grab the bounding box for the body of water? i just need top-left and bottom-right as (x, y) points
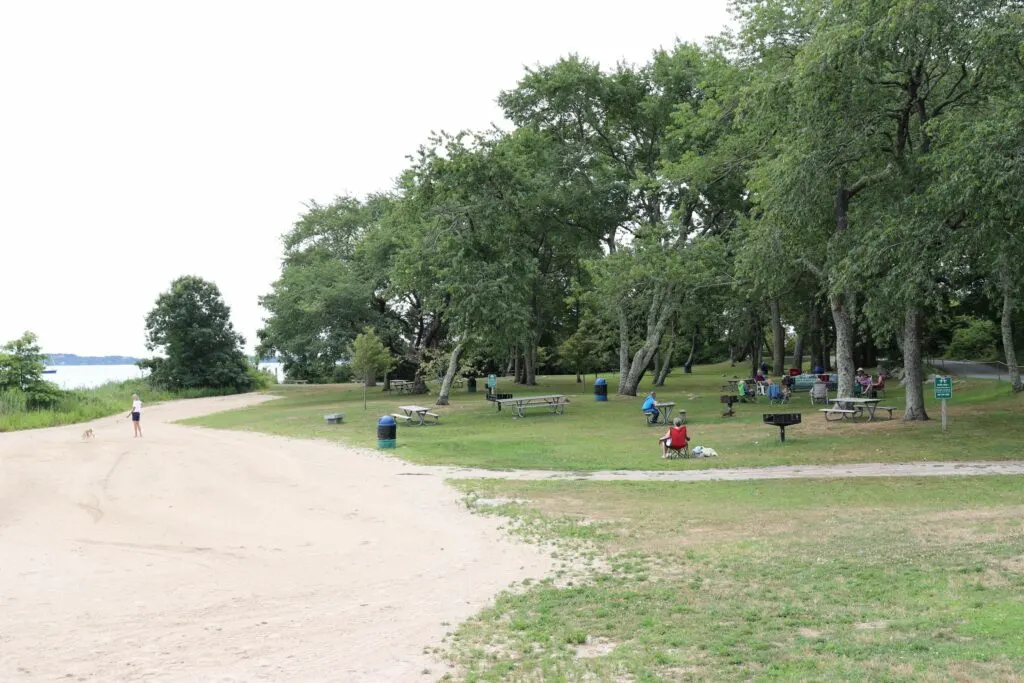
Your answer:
(44, 363), (285, 390)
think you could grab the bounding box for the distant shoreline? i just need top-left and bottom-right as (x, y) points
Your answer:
(47, 356), (141, 366)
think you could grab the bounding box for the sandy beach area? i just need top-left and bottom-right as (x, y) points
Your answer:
(0, 394), (552, 682)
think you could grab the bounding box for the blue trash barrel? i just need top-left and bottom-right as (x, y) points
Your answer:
(377, 415), (396, 449)
(594, 377), (608, 402)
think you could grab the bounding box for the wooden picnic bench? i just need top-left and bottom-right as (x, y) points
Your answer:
(820, 407), (859, 421)
(397, 405), (440, 425)
(496, 394), (569, 418)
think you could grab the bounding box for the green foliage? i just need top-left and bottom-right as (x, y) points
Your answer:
(0, 378), (239, 432)
(946, 317), (1001, 361)
(0, 331), (63, 409)
(0, 331), (47, 391)
(143, 276), (253, 392)
(348, 327), (395, 384)
(246, 365), (276, 391)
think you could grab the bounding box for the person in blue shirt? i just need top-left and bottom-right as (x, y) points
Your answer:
(641, 391), (659, 422)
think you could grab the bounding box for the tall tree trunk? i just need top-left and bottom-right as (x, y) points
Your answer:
(654, 337), (675, 387)
(617, 286), (676, 396)
(829, 291), (856, 397)
(524, 343), (537, 385)
(1001, 283), (1022, 392)
(809, 302), (822, 371)
(902, 307), (929, 421)
(750, 337), (762, 378)
(411, 369), (427, 394)
(770, 298), (785, 376)
(652, 350), (662, 386)
(684, 326), (699, 373)
(617, 305), (630, 379)
(513, 348), (522, 384)
(435, 343), (464, 406)
(793, 334), (804, 374)
(504, 348), (514, 377)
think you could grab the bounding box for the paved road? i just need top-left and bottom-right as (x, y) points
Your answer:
(931, 359), (1009, 380)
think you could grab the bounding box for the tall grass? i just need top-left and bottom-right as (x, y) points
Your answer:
(0, 379), (240, 432)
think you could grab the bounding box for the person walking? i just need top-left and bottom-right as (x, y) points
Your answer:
(128, 393), (143, 438)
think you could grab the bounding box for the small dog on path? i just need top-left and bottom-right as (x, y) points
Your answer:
(81, 428), (95, 440)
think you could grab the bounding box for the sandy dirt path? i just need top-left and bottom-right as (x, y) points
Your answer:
(436, 460), (1024, 482)
(0, 395), (553, 682)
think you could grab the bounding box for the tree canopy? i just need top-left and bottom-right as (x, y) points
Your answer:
(257, 0), (1024, 411)
(143, 276), (253, 392)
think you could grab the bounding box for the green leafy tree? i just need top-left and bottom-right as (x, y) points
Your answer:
(0, 332), (47, 392)
(348, 327), (396, 387)
(0, 331), (62, 409)
(143, 276), (253, 391)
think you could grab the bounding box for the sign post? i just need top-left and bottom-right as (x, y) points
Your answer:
(934, 375), (952, 433)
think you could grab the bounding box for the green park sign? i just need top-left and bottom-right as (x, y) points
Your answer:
(934, 376), (952, 400)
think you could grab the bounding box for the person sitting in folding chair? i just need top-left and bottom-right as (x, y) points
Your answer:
(768, 382), (787, 404)
(660, 417), (690, 459)
(780, 374), (795, 400)
(641, 391), (660, 423)
(809, 379), (829, 405)
(738, 380), (756, 403)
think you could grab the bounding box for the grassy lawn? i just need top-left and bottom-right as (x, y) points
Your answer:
(183, 363), (1024, 470)
(441, 476), (1024, 681)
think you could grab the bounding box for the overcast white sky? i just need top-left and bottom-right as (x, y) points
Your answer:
(0, 0), (731, 358)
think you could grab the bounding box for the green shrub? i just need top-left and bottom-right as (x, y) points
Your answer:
(946, 317), (1000, 361)
(247, 365), (276, 390)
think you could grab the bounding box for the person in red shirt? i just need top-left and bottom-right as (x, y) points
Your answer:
(660, 416), (690, 458)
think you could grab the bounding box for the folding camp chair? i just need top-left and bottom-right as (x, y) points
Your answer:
(809, 382), (829, 405)
(768, 383), (788, 404)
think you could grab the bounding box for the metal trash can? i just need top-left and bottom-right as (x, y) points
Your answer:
(467, 376), (477, 393)
(594, 377), (608, 402)
(377, 415), (396, 449)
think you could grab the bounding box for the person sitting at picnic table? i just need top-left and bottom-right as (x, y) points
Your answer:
(869, 370), (888, 397)
(659, 416), (690, 458)
(641, 391), (659, 422)
(856, 368), (872, 395)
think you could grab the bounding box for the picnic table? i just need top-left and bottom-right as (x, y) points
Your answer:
(394, 404), (440, 425)
(496, 394), (569, 418)
(821, 397), (895, 422)
(390, 379), (413, 394)
(648, 401), (676, 425)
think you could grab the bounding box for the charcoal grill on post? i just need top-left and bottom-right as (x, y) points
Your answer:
(720, 395), (738, 417)
(762, 413), (802, 442)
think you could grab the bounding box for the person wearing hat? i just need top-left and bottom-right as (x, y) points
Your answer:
(856, 368), (872, 395)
